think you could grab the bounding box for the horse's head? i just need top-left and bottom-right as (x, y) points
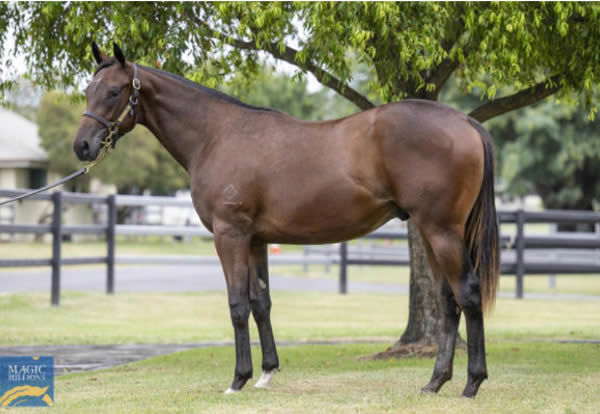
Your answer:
(73, 42), (139, 161)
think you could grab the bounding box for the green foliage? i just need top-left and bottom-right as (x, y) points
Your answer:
(37, 91), (188, 194)
(488, 101), (600, 210)
(37, 92), (88, 181)
(3, 2), (600, 113)
(0, 1), (12, 97)
(221, 66), (356, 120)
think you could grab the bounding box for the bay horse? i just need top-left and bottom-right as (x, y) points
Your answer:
(74, 43), (500, 398)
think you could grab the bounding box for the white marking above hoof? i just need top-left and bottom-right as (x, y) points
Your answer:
(224, 387), (240, 395)
(254, 369), (279, 389)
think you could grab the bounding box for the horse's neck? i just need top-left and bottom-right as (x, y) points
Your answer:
(136, 68), (234, 172)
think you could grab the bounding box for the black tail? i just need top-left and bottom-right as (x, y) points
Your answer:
(464, 117), (500, 313)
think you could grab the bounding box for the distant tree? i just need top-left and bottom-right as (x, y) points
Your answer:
(37, 92), (89, 191)
(223, 66), (356, 120)
(489, 101), (600, 217)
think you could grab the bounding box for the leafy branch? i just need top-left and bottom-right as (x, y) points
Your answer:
(188, 14), (375, 110)
(469, 75), (562, 122)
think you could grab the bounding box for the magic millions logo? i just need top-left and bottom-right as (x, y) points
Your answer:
(0, 357), (54, 407)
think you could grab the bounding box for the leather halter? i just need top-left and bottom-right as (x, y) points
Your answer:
(82, 63), (141, 150)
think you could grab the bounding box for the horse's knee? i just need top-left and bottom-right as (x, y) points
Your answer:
(249, 295), (271, 322)
(459, 277), (482, 317)
(229, 298), (251, 327)
(440, 282), (460, 316)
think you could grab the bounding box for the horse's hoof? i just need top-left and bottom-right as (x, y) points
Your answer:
(224, 387), (240, 395)
(255, 369), (279, 389)
(421, 381), (443, 394)
(421, 386), (436, 394)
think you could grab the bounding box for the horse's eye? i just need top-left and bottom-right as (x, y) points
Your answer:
(108, 89), (120, 98)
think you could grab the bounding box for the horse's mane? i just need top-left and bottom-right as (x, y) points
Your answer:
(94, 59), (280, 113)
(141, 65), (280, 114)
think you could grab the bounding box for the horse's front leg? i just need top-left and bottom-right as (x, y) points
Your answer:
(249, 241), (280, 388)
(214, 223), (253, 394)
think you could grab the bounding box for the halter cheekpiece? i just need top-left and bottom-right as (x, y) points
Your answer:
(82, 63), (141, 149)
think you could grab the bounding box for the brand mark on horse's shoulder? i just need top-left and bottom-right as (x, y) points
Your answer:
(223, 184), (239, 200)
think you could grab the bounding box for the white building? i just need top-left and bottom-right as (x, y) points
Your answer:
(0, 107), (95, 241)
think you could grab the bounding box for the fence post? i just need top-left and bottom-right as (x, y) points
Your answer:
(339, 242), (347, 294)
(515, 209), (525, 299)
(51, 191), (62, 306)
(106, 194), (116, 294)
(303, 246), (308, 273)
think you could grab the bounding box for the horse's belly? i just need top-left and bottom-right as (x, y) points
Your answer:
(254, 188), (396, 244)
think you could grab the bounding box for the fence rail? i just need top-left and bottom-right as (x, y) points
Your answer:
(2, 189), (600, 304)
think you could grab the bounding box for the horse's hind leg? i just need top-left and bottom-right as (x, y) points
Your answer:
(422, 279), (461, 393)
(421, 225), (487, 397)
(213, 223), (253, 394)
(249, 241), (280, 388)
(458, 249), (488, 398)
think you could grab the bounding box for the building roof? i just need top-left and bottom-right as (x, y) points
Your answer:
(0, 107), (48, 168)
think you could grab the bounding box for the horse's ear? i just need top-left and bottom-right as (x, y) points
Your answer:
(113, 42), (126, 68)
(91, 41), (107, 65)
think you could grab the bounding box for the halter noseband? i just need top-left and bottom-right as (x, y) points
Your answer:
(82, 63), (141, 150)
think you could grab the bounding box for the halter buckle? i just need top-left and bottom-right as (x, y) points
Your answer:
(132, 78), (141, 90)
(108, 123), (119, 135)
(129, 95), (138, 106)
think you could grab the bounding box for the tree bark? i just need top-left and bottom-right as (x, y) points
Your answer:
(397, 220), (441, 346)
(366, 221), (443, 360)
(469, 75), (562, 123)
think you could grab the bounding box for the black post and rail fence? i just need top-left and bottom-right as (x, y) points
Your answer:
(1, 189), (600, 304)
(0, 190), (116, 305)
(106, 194), (116, 295)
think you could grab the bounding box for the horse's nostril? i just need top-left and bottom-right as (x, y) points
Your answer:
(81, 140), (90, 155)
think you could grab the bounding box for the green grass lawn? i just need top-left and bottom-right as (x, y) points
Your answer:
(10, 343), (600, 413)
(1, 291), (599, 346)
(0, 237), (220, 258)
(1, 291), (599, 413)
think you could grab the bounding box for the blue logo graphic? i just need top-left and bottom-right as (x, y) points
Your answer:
(0, 357), (54, 407)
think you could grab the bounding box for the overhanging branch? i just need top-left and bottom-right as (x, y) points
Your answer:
(422, 12), (468, 100)
(469, 75), (562, 122)
(190, 16), (375, 110)
(425, 57), (461, 100)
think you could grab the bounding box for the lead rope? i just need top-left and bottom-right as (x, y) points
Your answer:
(84, 127), (116, 173)
(0, 137), (114, 206)
(0, 65), (140, 206)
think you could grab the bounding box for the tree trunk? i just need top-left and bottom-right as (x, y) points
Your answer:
(367, 220), (443, 359)
(397, 220), (441, 345)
